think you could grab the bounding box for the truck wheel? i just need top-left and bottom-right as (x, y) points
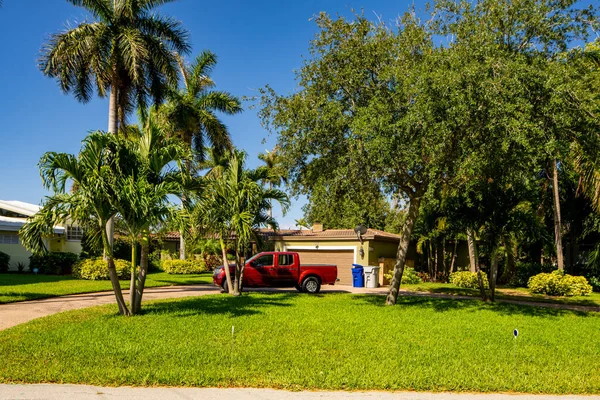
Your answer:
(302, 277), (321, 294)
(222, 280), (229, 294)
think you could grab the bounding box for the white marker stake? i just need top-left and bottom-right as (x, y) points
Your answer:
(513, 329), (518, 388)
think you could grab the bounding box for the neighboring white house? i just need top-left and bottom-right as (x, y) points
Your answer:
(0, 200), (82, 270)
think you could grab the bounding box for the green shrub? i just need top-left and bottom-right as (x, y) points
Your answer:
(161, 259), (207, 274)
(403, 267), (422, 284)
(383, 267), (422, 284)
(528, 270), (593, 296)
(0, 251), (9, 272)
(449, 270), (489, 289)
(508, 262), (555, 287)
(29, 252), (79, 275)
(588, 276), (600, 292)
(72, 258), (130, 280)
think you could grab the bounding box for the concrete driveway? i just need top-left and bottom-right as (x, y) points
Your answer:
(0, 384), (597, 400)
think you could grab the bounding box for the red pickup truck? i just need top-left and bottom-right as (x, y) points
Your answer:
(212, 251), (338, 294)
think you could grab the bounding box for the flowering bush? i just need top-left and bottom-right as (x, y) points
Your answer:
(528, 270), (592, 296)
(449, 270), (489, 289)
(73, 258), (129, 280)
(161, 259), (207, 274)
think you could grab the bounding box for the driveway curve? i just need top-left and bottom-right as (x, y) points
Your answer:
(0, 285), (220, 330)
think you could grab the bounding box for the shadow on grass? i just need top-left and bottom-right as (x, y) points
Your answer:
(351, 294), (595, 318)
(0, 273), (75, 286)
(141, 291), (297, 318)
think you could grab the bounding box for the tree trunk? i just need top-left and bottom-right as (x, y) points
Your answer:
(552, 159), (564, 270)
(500, 234), (516, 284)
(268, 181), (273, 219)
(105, 85), (119, 254)
(102, 228), (129, 315)
(428, 241), (434, 280)
(129, 241), (137, 310)
(450, 240), (457, 273)
(386, 194), (421, 306)
(220, 238), (233, 294)
(489, 246), (499, 302)
(179, 160), (191, 260)
(134, 237), (149, 314)
(475, 262), (488, 302)
(233, 248), (242, 296)
(467, 228), (478, 273)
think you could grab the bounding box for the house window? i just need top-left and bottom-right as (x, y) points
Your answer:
(0, 234), (19, 245)
(66, 226), (84, 241)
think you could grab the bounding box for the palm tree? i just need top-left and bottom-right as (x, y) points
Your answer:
(200, 150), (290, 295)
(20, 133), (130, 314)
(113, 115), (190, 314)
(156, 50), (242, 259)
(40, 0), (190, 135)
(40, 0), (190, 249)
(258, 147), (288, 218)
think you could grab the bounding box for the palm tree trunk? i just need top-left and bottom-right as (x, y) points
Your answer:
(500, 234), (516, 283)
(105, 85), (119, 254)
(129, 241), (137, 310)
(450, 240), (458, 274)
(467, 228), (479, 273)
(489, 245), (499, 302)
(102, 228), (129, 315)
(134, 237), (149, 314)
(268, 181), (273, 219)
(386, 194), (421, 306)
(220, 238), (233, 294)
(552, 159), (565, 270)
(233, 249), (242, 296)
(179, 160), (191, 260)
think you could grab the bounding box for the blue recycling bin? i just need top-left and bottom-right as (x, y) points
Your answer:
(351, 264), (364, 287)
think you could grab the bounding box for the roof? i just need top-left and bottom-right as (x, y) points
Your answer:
(0, 200), (64, 234)
(272, 228), (401, 242)
(0, 200), (41, 217)
(161, 228), (401, 242)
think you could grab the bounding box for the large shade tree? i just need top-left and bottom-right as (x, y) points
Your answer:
(260, 1), (598, 305)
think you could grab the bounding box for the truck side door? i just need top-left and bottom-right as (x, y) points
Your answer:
(247, 253), (276, 286)
(275, 253), (298, 286)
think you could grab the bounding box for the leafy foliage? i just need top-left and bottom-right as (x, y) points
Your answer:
(28, 252), (79, 275)
(39, 0), (191, 128)
(161, 259), (207, 274)
(0, 252), (9, 273)
(73, 258), (129, 280)
(450, 271), (490, 290)
(528, 270), (593, 296)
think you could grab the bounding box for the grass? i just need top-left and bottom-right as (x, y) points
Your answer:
(0, 293), (598, 393)
(0, 272), (213, 304)
(401, 282), (600, 308)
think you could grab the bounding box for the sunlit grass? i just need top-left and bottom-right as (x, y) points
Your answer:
(0, 292), (598, 393)
(0, 272), (213, 304)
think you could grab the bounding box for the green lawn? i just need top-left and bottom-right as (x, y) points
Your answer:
(0, 272), (213, 304)
(0, 293), (598, 393)
(401, 282), (600, 308)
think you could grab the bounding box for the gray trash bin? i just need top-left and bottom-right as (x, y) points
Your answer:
(363, 266), (380, 288)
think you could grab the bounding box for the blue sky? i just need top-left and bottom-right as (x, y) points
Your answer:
(1, 1), (595, 229)
(0, 0), (413, 229)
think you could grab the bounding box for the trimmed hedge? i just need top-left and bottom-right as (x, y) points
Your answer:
(29, 252), (79, 275)
(162, 259), (207, 274)
(0, 251), (9, 272)
(72, 258), (130, 280)
(449, 270), (489, 289)
(528, 270), (593, 297)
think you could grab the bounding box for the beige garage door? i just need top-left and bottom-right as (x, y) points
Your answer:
(293, 249), (355, 286)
